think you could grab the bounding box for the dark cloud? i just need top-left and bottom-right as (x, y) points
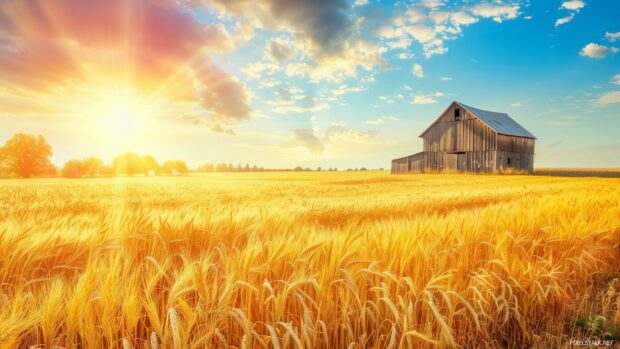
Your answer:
(210, 0), (353, 56)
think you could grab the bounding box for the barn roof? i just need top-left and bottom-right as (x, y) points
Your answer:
(456, 102), (536, 139)
(419, 101), (536, 139)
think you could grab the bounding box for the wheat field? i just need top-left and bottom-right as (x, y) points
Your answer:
(0, 172), (619, 348)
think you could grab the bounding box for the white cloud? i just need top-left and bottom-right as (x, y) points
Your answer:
(396, 52), (415, 59)
(560, 1), (586, 11)
(384, 115), (399, 121)
(412, 63), (424, 78)
(240, 62), (280, 79)
(555, 14), (574, 27)
(440, 76), (452, 81)
(606, 32), (620, 43)
(353, 0), (369, 7)
(365, 118), (384, 125)
(579, 43), (619, 58)
(510, 102), (522, 107)
(450, 11), (478, 25)
(596, 91), (620, 105)
(612, 74), (620, 85)
(411, 95), (438, 104)
(469, 3), (520, 23)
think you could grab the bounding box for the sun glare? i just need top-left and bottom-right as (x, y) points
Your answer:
(104, 105), (141, 140)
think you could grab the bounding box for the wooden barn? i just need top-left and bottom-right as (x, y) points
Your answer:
(392, 101), (536, 174)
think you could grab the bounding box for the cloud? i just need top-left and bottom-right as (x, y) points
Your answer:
(579, 43), (619, 58)
(365, 115), (399, 124)
(378, 2), (521, 59)
(613, 74), (620, 85)
(606, 32), (620, 43)
(195, 63), (252, 123)
(241, 62), (280, 79)
(365, 118), (384, 125)
(469, 3), (520, 23)
(555, 1), (585, 28)
(560, 1), (586, 11)
(0, 0), (252, 125)
(289, 123), (378, 155)
(292, 128), (324, 155)
(412, 63), (424, 78)
(208, 0), (386, 82)
(440, 76), (452, 81)
(510, 102), (522, 107)
(411, 95), (438, 104)
(596, 91), (620, 105)
(324, 125), (377, 143)
(265, 37), (295, 63)
(179, 115), (237, 135)
(353, 0), (369, 7)
(555, 14), (575, 27)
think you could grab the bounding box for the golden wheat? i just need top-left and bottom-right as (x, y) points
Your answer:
(0, 172), (619, 348)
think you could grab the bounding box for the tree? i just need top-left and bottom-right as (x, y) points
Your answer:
(112, 152), (145, 176)
(162, 160), (188, 175)
(0, 133), (55, 178)
(143, 155), (161, 175)
(61, 159), (88, 178)
(82, 157), (104, 177)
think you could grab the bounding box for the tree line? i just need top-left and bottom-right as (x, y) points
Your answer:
(0, 133), (381, 179)
(0, 133), (188, 178)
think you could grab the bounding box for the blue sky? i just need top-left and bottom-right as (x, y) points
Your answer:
(0, 0), (618, 168)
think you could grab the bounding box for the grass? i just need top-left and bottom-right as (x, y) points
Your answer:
(0, 171), (619, 348)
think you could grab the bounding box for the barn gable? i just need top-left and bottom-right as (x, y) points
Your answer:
(419, 101), (535, 139)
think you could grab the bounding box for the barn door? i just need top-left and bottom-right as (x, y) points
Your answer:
(457, 153), (467, 172)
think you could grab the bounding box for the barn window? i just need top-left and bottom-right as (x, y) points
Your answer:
(507, 157), (511, 165)
(454, 108), (461, 120)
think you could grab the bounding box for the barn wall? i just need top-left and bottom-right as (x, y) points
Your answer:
(496, 151), (534, 173)
(424, 151), (496, 173)
(391, 152), (425, 174)
(422, 104), (497, 153)
(496, 134), (535, 154)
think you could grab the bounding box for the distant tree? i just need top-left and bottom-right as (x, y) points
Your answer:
(294, 166), (303, 171)
(82, 157), (104, 177)
(317, 167), (322, 171)
(0, 133), (55, 178)
(112, 152), (145, 176)
(252, 165), (258, 171)
(198, 163), (214, 172)
(245, 163), (250, 172)
(61, 159), (88, 178)
(162, 160), (188, 175)
(143, 155), (161, 175)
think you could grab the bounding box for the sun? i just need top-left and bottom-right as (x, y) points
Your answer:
(104, 105), (141, 140)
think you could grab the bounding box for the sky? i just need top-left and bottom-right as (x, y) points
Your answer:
(0, 0), (619, 169)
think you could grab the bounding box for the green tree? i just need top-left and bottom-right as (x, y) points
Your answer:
(0, 133), (55, 178)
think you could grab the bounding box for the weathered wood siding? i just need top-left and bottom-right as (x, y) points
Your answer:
(391, 152), (425, 174)
(422, 151), (494, 172)
(496, 151), (534, 173)
(422, 104), (497, 153)
(496, 134), (535, 154)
